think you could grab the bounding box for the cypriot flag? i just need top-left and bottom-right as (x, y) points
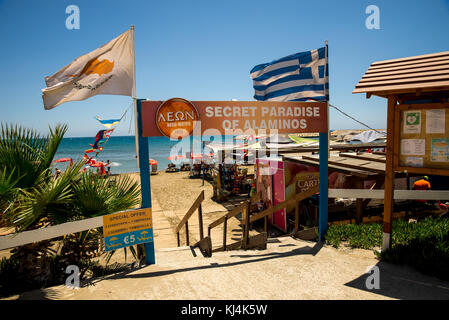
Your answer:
(42, 29), (134, 110)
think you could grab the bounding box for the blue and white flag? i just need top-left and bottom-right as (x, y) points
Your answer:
(250, 47), (328, 102)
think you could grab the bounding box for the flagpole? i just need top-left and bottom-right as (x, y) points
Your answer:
(131, 25), (140, 169)
(131, 25), (156, 265)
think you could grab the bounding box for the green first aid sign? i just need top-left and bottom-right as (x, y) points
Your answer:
(405, 112), (420, 125)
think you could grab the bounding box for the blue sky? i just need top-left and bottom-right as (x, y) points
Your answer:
(1, 0), (448, 137)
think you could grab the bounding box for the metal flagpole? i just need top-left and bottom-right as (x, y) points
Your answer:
(131, 25), (140, 169)
(131, 25), (155, 264)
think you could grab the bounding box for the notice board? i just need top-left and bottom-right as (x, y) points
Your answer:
(394, 103), (449, 176)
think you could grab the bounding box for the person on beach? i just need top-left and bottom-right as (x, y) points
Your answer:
(55, 168), (61, 178)
(107, 160), (111, 176)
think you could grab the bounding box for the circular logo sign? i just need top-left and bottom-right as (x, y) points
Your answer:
(156, 98), (199, 138)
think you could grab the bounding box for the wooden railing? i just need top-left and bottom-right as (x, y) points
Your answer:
(243, 186), (320, 248)
(175, 190), (205, 247)
(206, 185), (320, 252)
(207, 192), (261, 251)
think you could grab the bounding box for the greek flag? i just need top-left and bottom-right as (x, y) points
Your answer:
(250, 47), (328, 102)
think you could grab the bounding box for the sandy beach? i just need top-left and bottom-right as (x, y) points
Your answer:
(117, 169), (258, 253)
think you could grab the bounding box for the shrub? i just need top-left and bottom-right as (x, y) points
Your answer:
(325, 217), (449, 281)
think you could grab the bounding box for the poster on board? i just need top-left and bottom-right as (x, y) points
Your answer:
(426, 109), (446, 134)
(403, 110), (421, 134)
(431, 138), (449, 162)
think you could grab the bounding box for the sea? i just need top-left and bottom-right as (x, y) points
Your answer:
(53, 134), (380, 174)
(53, 135), (228, 174)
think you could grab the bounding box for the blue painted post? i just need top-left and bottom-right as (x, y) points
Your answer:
(136, 99), (156, 265)
(318, 132), (329, 242)
(318, 39), (330, 242)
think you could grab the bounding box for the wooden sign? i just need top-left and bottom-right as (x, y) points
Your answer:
(142, 99), (328, 138)
(393, 102), (449, 176)
(103, 208), (153, 252)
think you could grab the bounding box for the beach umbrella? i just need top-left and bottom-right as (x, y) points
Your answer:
(90, 161), (107, 167)
(167, 155), (186, 161)
(53, 157), (73, 165)
(191, 154), (207, 159)
(149, 159), (158, 165)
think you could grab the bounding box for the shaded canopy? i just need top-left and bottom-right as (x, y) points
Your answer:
(266, 134), (293, 144)
(350, 130), (386, 143)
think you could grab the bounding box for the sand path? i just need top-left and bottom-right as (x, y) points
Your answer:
(125, 171), (257, 251)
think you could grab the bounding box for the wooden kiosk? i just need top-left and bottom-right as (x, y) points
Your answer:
(353, 50), (449, 251)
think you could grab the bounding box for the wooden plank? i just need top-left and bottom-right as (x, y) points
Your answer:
(328, 188), (449, 200)
(394, 166), (449, 177)
(353, 80), (449, 94)
(366, 58), (449, 73)
(397, 91), (449, 102)
(250, 186), (319, 223)
(282, 156), (374, 178)
(362, 69), (449, 82)
(330, 142), (386, 150)
(382, 95), (397, 251)
(194, 236), (212, 257)
(223, 216), (228, 251)
(175, 190), (205, 233)
(292, 227), (318, 241)
(185, 221), (189, 246)
(356, 86), (449, 98)
(277, 143), (388, 156)
(208, 192), (261, 230)
(368, 55), (449, 70)
(356, 74), (449, 87)
(243, 201), (251, 248)
(339, 152), (386, 163)
(198, 203), (204, 240)
(302, 155), (385, 174)
(0, 216), (102, 251)
(363, 65), (449, 78)
(370, 51), (449, 66)
(355, 181), (364, 224)
(213, 233), (267, 252)
(294, 202), (300, 234)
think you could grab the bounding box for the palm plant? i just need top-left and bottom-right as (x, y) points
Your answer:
(64, 173), (141, 270)
(0, 123), (142, 287)
(0, 168), (20, 225)
(7, 162), (84, 231)
(0, 123), (66, 191)
(72, 172), (140, 218)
